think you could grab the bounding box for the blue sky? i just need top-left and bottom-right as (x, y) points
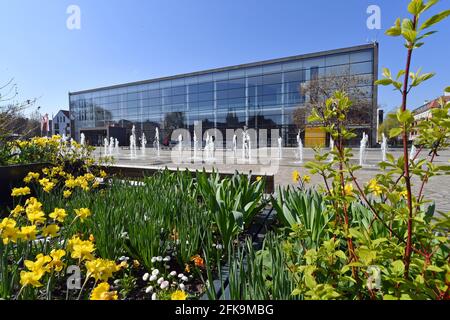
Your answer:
(0, 0), (449, 117)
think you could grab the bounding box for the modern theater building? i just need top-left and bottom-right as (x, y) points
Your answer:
(69, 43), (378, 147)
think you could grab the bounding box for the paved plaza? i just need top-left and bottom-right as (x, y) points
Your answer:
(96, 147), (450, 213)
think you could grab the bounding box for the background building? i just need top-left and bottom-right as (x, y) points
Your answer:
(69, 43), (378, 147)
(52, 110), (71, 137)
(410, 95), (450, 141)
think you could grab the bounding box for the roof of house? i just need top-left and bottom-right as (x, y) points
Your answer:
(57, 110), (70, 118)
(412, 96), (450, 115)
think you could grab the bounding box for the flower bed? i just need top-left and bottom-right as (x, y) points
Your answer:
(1, 157), (269, 300)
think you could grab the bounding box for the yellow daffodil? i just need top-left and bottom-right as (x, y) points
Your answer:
(75, 177), (89, 191)
(303, 175), (311, 183)
(20, 270), (44, 288)
(75, 208), (91, 222)
(24, 254), (52, 274)
(11, 205), (25, 217)
(65, 179), (77, 189)
(11, 186), (31, 197)
(18, 225), (38, 241)
(42, 224), (60, 238)
(38, 177), (56, 193)
(344, 183), (354, 196)
(400, 190), (408, 199)
(25, 197), (42, 211)
(43, 181), (55, 193)
(25, 197), (46, 224)
(133, 260), (140, 268)
(49, 208), (67, 223)
(368, 179), (383, 197)
(63, 190), (72, 198)
(84, 173), (95, 181)
(100, 170), (107, 178)
(68, 236), (95, 261)
(292, 170), (300, 183)
(26, 209), (46, 225)
(86, 258), (121, 281)
(23, 172), (40, 184)
(48, 249), (66, 272)
(90, 282), (118, 300)
(0, 218), (19, 244)
(256, 176), (262, 182)
(39, 178), (50, 187)
(171, 290), (188, 300)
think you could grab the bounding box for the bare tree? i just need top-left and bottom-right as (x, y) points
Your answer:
(293, 69), (373, 132)
(0, 78), (39, 140)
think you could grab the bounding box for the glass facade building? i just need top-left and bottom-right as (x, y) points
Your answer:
(69, 43), (378, 147)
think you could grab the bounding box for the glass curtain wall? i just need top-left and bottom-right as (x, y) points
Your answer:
(70, 48), (375, 147)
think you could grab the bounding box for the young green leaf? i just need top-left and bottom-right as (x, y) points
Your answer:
(420, 9), (450, 30)
(389, 127), (403, 138)
(402, 29), (417, 43)
(382, 68), (392, 79)
(408, 0), (425, 15)
(385, 26), (402, 36)
(375, 78), (393, 86)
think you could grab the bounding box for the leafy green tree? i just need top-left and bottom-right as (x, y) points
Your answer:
(378, 111), (402, 146)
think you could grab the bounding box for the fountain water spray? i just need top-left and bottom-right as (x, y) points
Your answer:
(381, 133), (387, 162)
(154, 128), (160, 157)
(130, 125), (137, 159)
(109, 137), (114, 156)
(193, 131), (199, 161)
(295, 131), (303, 163)
(178, 134), (183, 160)
(242, 129), (251, 161)
(115, 138), (119, 154)
(329, 137), (334, 163)
(410, 144), (417, 161)
(278, 135), (283, 159)
(104, 137), (109, 157)
(141, 132), (147, 154)
(208, 135), (215, 161)
(359, 132), (368, 166)
(233, 133), (237, 157)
